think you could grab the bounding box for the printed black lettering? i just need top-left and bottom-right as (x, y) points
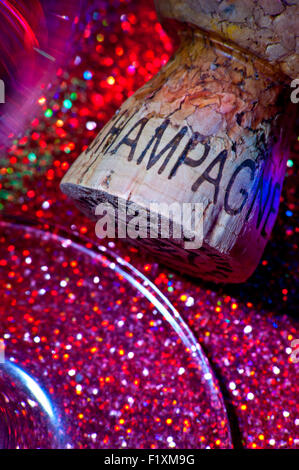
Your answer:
(245, 169), (272, 230)
(137, 120), (188, 172)
(224, 159), (256, 216)
(79, 111), (134, 184)
(168, 132), (210, 179)
(110, 117), (148, 161)
(89, 110), (134, 155)
(191, 150), (228, 204)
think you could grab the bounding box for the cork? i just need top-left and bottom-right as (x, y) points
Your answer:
(61, 1), (298, 283)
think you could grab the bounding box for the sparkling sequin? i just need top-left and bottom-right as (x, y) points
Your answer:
(0, 0), (298, 450)
(0, 221), (232, 448)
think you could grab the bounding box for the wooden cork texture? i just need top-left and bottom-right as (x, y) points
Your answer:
(155, 0), (299, 79)
(61, 31), (295, 282)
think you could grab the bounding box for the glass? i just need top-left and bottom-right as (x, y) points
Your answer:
(0, 218), (232, 448)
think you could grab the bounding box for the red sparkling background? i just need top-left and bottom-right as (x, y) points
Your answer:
(0, 0), (298, 449)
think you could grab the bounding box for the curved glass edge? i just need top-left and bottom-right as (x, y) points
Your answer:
(0, 216), (233, 447)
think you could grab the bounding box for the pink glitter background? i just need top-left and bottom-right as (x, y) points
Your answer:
(0, 0), (298, 449)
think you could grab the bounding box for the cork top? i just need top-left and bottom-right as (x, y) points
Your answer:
(155, 0), (299, 79)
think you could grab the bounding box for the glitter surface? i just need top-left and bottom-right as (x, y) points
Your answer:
(0, 360), (63, 448)
(0, 0), (298, 449)
(0, 0), (83, 147)
(0, 220), (231, 448)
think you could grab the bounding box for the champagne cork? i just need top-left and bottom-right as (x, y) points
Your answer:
(61, 0), (298, 283)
